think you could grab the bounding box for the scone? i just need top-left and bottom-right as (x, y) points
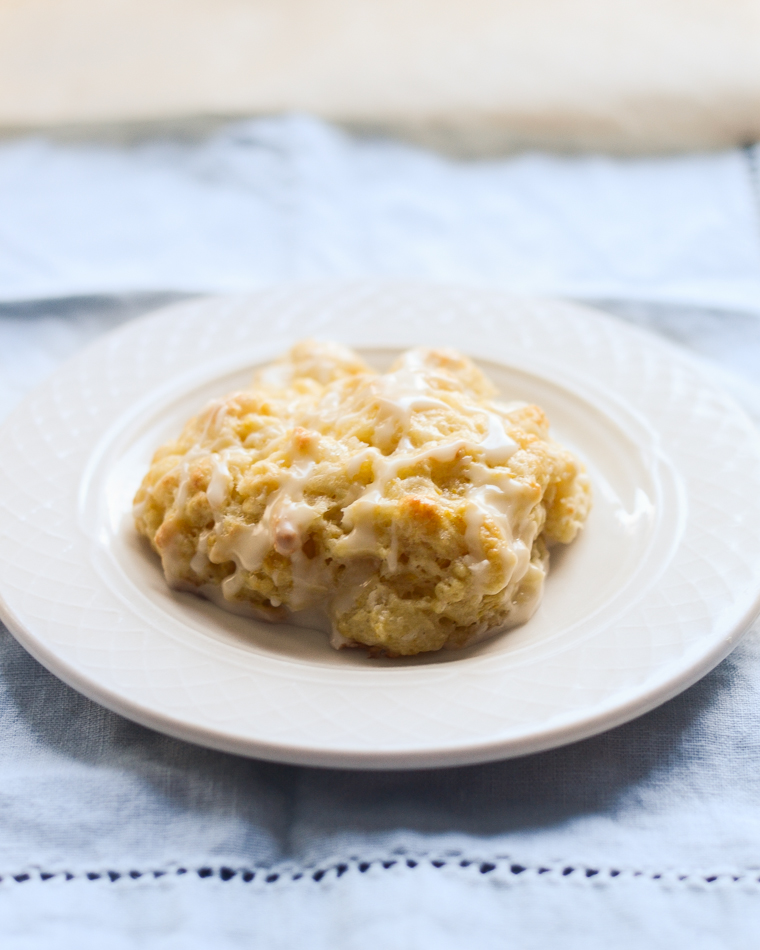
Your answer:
(134, 341), (591, 656)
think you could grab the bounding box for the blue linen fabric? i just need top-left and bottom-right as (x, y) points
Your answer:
(0, 295), (759, 949)
(1, 116), (760, 311)
(1, 115), (760, 946)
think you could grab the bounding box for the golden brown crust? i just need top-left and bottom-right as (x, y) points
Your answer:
(134, 341), (591, 655)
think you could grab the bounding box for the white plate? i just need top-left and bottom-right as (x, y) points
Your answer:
(1, 284), (760, 769)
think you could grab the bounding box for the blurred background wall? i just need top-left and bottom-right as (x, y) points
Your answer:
(1, 0), (759, 153)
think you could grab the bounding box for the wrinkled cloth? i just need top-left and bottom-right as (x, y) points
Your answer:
(1, 116), (760, 309)
(1, 118), (760, 948)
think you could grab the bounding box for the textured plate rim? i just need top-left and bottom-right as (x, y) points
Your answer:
(1, 282), (759, 769)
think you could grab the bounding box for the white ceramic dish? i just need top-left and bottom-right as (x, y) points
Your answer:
(1, 284), (759, 769)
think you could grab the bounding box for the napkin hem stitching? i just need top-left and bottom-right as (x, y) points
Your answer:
(2, 857), (758, 888)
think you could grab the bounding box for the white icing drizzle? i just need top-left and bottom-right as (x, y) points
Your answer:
(206, 453), (230, 511)
(336, 434), (520, 574)
(210, 453), (326, 609)
(140, 347), (550, 643)
(480, 412), (520, 465)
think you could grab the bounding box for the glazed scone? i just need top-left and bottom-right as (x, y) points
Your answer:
(134, 342), (591, 656)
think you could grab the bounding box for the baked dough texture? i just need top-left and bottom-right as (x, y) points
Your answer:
(134, 342), (591, 655)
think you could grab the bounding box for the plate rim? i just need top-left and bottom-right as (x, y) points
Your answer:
(1, 281), (760, 769)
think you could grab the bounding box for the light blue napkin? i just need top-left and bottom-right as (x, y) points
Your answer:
(1, 117), (760, 947)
